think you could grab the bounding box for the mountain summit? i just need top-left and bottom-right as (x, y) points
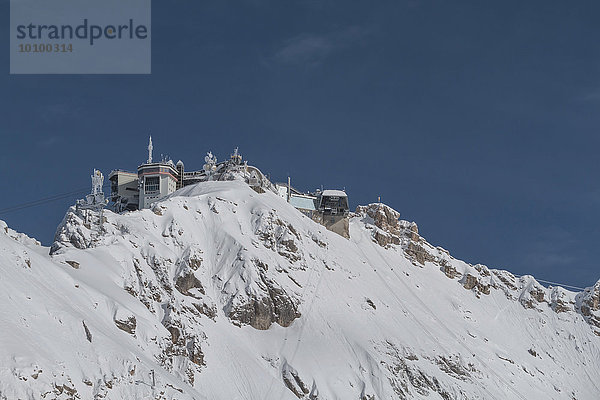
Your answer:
(1, 180), (598, 399)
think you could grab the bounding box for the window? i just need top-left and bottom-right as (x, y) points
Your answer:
(145, 176), (159, 193)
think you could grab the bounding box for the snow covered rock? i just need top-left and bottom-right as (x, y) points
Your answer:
(355, 203), (418, 248)
(578, 280), (600, 335)
(0, 219), (40, 247)
(1, 181), (599, 399)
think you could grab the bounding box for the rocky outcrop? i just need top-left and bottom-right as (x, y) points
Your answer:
(50, 208), (93, 254)
(256, 210), (304, 263)
(578, 281), (600, 333)
(175, 272), (205, 297)
(82, 321), (92, 343)
(405, 241), (436, 265)
(281, 362), (310, 399)
(461, 274), (490, 296)
(355, 203), (447, 267)
(550, 287), (574, 313)
(516, 280), (549, 310)
(377, 341), (469, 400)
(114, 315), (136, 335)
(229, 275), (300, 330)
(443, 264), (461, 279)
(356, 204), (412, 247)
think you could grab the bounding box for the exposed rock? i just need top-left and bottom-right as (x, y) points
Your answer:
(366, 298), (377, 310)
(187, 338), (205, 366)
(461, 273), (490, 296)
(405, 242), (435, 265)
(357, 204), (402, 236)
(192, 302), (218, 321)
(528, 349), (537, 357)
(373, 230), (401, 247)
(444, 264), (461, 279)
(435, 355), (472, 381)
(257, 211), (305, 261)
(356, 204), (405, 247)
(463, 274), (478, 290)
(473, 264), (491, 277)
(152, 206), (164, 216)
(82, 321), (92, 343)
(491, 270), (518, 291)
(53, 383), (78, 398)
(229, 275), (300, 330)
(551, 288), (573, 313)
(50, 208), (93, 254)
(378, 341), (462, 400)
(552, 301), (571, 313)
(520, 284), (548, 309)
(579, 282), (600, 314)
(282, 362), (310, 399)
(408, 223), (420, 241)
(175, 272), (205, 297)
(167, 326), (181, 344)
(65, 260), (80, 269)
(187, 255), (203, 271)
(531, 288), (546, 303)
(356, 204), (446, 267)
(114, 316), (137, 335)
(578, 281), (600, 329)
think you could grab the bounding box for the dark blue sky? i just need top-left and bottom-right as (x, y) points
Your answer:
(1, 0), (599, 288)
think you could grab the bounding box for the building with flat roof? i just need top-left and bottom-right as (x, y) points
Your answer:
(108, 170), (139, 212)
(275, 182), (349, 216)
(137, 162), (179, 210)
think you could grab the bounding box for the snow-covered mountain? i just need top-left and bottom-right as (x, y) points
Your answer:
(1, 179), (599, 399)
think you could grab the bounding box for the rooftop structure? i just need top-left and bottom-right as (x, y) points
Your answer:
(317, 190), (349, 216)
(107, 138), (350, 236)
(109, 137), (271, 211)
(275, 179), (350, 237)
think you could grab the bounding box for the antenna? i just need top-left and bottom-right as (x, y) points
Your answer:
(147, 135), (153, 164)
(91, 169), (104, 196)
(76, 169), (108, 238)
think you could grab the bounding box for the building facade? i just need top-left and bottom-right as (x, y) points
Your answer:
(108, 170), (139, 212)
(137, 162), (179, 209)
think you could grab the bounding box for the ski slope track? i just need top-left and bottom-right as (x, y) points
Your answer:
(0, 180), (599, 399)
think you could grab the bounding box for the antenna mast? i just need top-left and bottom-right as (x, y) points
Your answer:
(147, 135), (153, 164)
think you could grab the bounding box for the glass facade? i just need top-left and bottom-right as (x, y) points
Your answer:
(145, 176), (159, 193)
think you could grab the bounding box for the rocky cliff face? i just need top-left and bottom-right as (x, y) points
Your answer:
(357, 202), (600, 332)
(578, 282), (600, 335)
(0, 181), (599, 399)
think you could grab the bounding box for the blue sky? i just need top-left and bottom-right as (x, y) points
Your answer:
(1, 0), (599, 288)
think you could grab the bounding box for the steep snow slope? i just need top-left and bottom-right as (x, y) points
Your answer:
(1, 180), (599, 399)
